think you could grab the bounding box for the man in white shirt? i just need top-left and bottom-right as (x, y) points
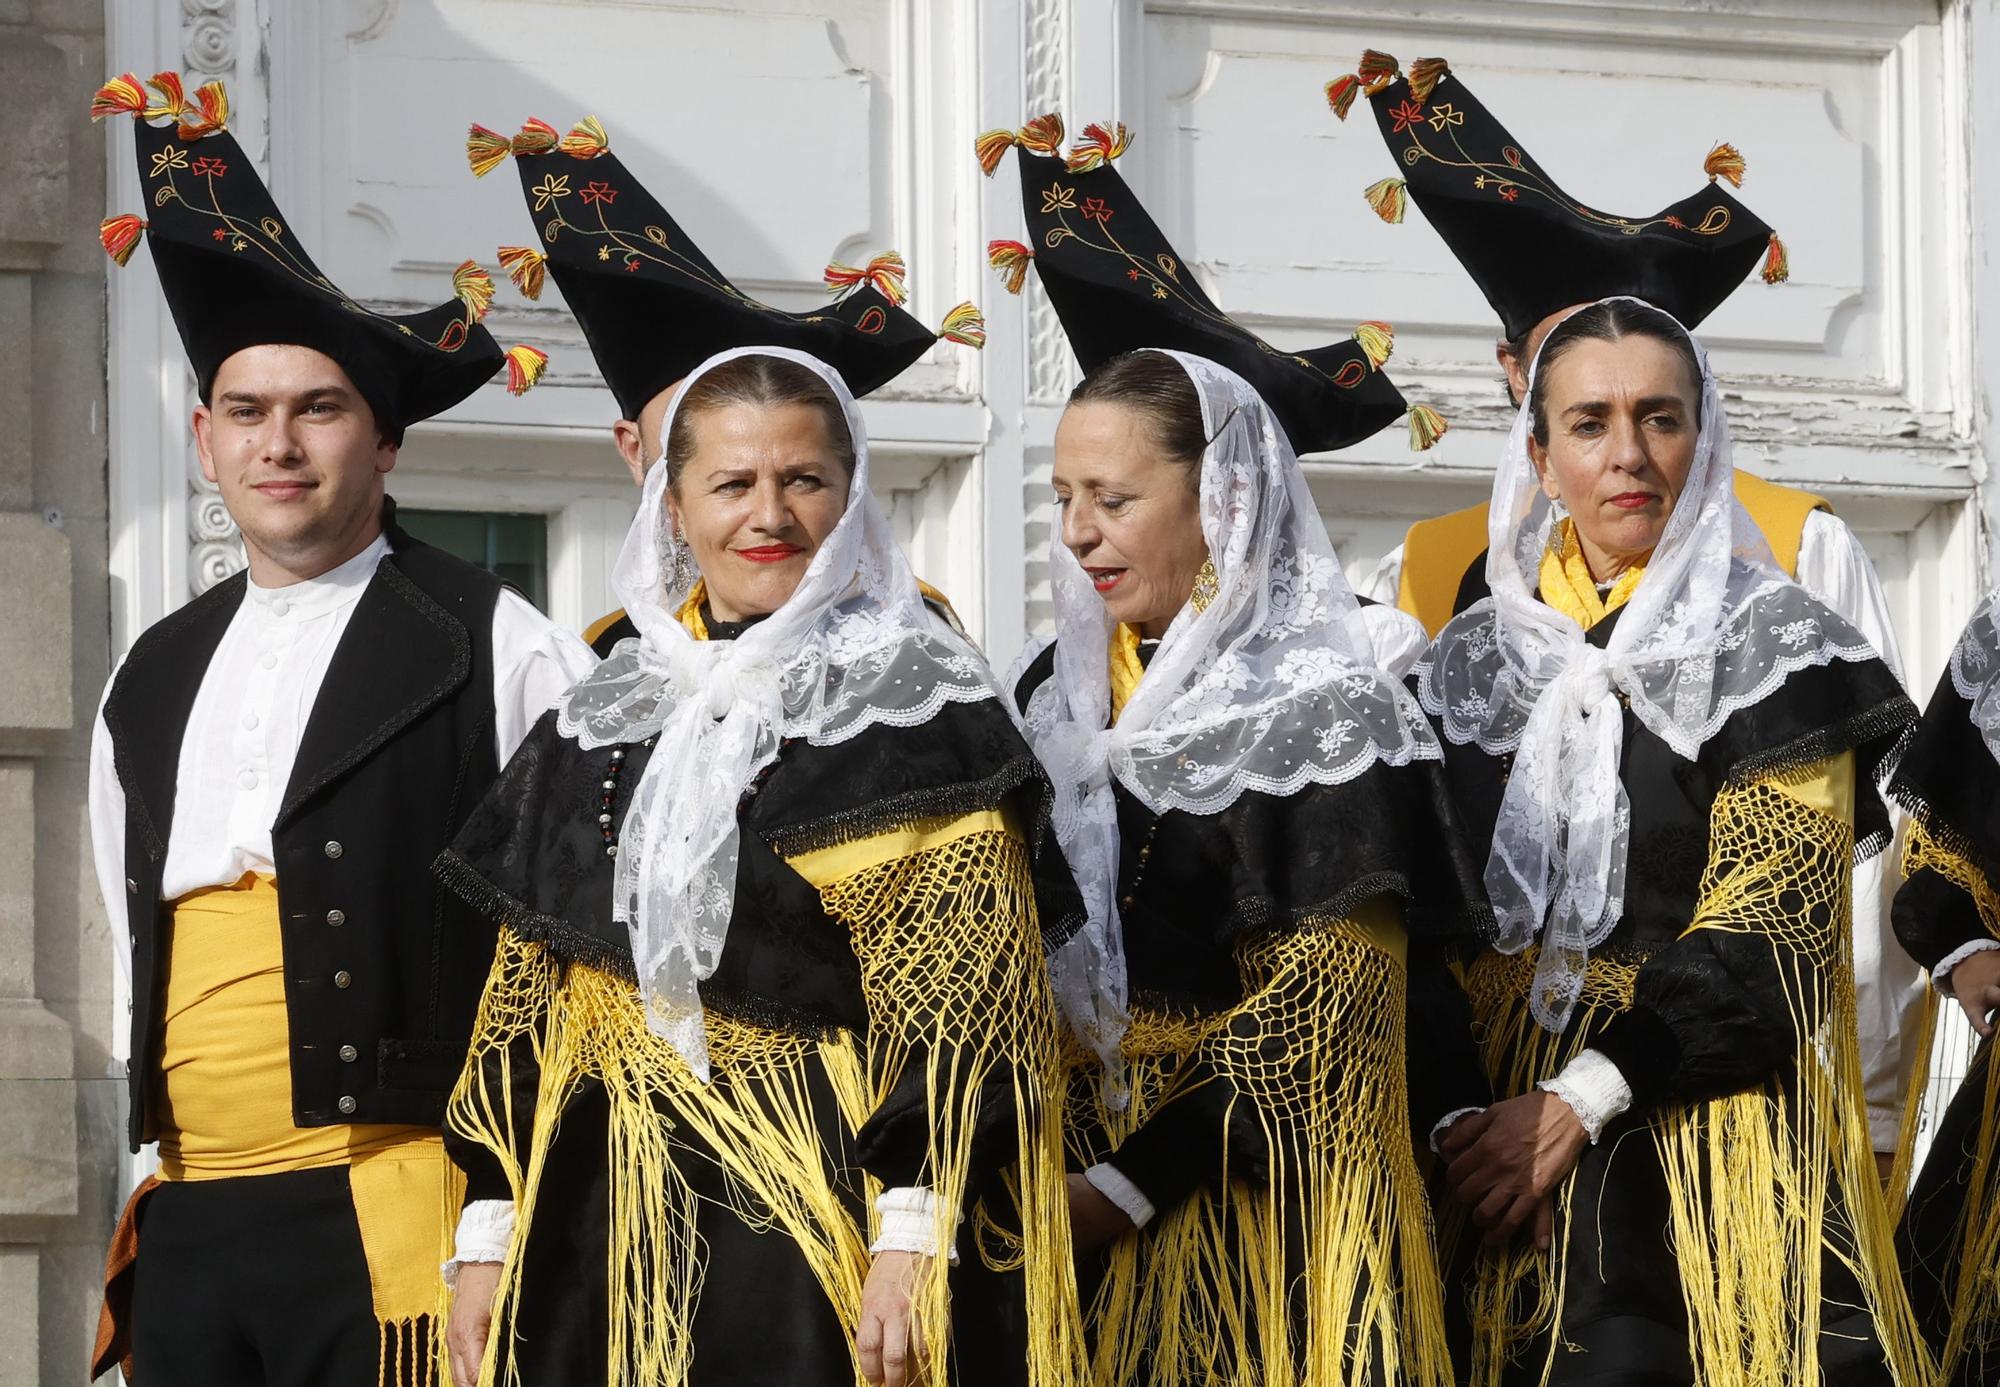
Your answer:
(1337, 51), (1926, 1172)
(86, 75), (592, 1387)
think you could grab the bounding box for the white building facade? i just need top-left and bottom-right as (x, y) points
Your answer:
(1, 0), (1993, 1376)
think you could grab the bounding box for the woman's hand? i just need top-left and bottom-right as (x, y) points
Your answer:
(1950, 948), (2000, 1038)
(857, 1249), (934, 1387)
(1065, 1171), (1136, 1256)
(446, 1262), (502, 1387)
(1442, 1091), (1591, 1249)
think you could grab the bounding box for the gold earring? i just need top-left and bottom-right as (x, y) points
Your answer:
(1190, 556), (1219, 614)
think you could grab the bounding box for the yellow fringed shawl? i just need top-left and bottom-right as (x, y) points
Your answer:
(1461, 757), (1933, 1386)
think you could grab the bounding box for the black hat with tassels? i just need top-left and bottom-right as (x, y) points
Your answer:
(976, 115), (1443, 456)
(93, 71), (541, 441)
(467, 117), (984, 420)
(1327, 51), (1787, 342)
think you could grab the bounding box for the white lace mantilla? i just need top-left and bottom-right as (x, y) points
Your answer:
(1946, 594), (2000, 771)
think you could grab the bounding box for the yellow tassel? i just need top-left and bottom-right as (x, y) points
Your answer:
(1705, 142), (1747, 188)
(1017, 113), (1065, 155)
(1065, 121), (1132, 173)
(823, 252), (908, 305)
(1354, 321), (1395, 369)
(90, 72), (147, 122)
(511, 118), (559, 157)
(466, 124), (512, 178)
(986, 240), (1033, 295)
(974, 128), (1018, 176)
(453, 261), (496, 321)
(1357, 49), (1401, 88)
(1408, 403), (1448, 451)
(559, 116), (610, 159)
(143, 72), (187, 121)
(1762, 232), (1789, 284)
(98, 214), (146, 267)
(1363, 177), (1408, 224)
(1325, 74), (1362, 121)
(504, 345), (548, 395)
(937, 302), (986, 349)
(1407, 57), (1451, 103)
(177, 81), (228, 138)
(497, 246), (547, 300)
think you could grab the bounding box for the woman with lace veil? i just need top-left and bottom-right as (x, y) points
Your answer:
(1886, 597), (2000, 1385)
(431, 299), (1088, 1381)
(1415, 295), (1928, 1386)
(982, 117), (1491, 1386)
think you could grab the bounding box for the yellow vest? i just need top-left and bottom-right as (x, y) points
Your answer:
(1394, 470), (1828, 638)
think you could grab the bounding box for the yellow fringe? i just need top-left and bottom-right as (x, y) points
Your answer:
(1460, 773), (1933, 1386)
(445, 825), (1083, 1386)
(1074, 910), (1453, 1386)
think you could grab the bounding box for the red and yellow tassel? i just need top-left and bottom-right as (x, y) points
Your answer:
(504, 345), (549, 395)
(511, 118), (559, 157)
(90, 72), (147, 122)
(1408, 403), (1448, 451)
(974, 128), (1019, 176)
(1066, 121), (1132, 172)
(1761, 231), (1789, 284)
(1407, 57), (1451, 103)
(1357, 50), (1401, 87)
(1363, 177), (1408, 224)
(1018, 113), (1065, 155)
(1354, 321), (1395, 370)
(1325, 74), (1363, 122)
(938, 302), (987, 348)
(466, 124), (513, 178)
(987, 240), (1034, 295)
(559, 116), (610, 158)
(1704, 142), (1746, 188)
(453, 261), (496, 320)
(824, 252), (908, 305)
(177, 81), (228, 138)
(98, 214), (146, 267)
(143, 72), (188, 121)
(497, 245), (548, 300)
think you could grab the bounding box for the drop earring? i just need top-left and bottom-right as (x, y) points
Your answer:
(1190, 556), (1219, 614)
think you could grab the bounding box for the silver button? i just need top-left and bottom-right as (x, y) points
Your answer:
(126, 878), (138, 894)
(326, 908), (345, 927)
(338, 1044), (358, 1063)
(334, 970), (352, 989)
(337, 1095), (357, 1115)
(324, 840), (343, 859)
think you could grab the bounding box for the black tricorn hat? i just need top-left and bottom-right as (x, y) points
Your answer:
(467, 117), (983, 420)
(94, 71), (540, 436)
(1328, 51), (1787, 342)
(976, 116), (1441, 456)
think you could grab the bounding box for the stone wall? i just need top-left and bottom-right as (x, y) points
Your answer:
(0, 2), (115, 1383)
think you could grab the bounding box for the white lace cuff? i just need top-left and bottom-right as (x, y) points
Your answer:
(1083, 1162), (1157, 1230)
(442, 1199), (516, 1288)
(868, 1186), (958, 1265)
(1537, 1049), (1632, 1145)
(1932, 938), (2000, 994)
(1428, 1106), (1486, 1155)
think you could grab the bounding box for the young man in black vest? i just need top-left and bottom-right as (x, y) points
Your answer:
(84, 72), (593, 1386)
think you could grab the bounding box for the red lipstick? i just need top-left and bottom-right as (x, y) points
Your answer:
(736, 544), (805, 564)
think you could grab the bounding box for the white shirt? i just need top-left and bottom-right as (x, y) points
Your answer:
(1368, 509), (1925, 1149)
(88, 533), (597, 992)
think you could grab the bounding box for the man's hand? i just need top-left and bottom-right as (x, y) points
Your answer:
(857, 1249), (934, 1387)
(1949, 948), (2000, 1038)
(1443, 1091), (1591, 1249)
(446, 1262), (502, 1387)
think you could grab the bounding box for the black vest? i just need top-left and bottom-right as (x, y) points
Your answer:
(103, 517), (502, 1151)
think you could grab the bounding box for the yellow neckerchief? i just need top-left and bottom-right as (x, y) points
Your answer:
(1108, 623), (1146, 724)
(1538, 518), (1646, 632)
(676, 581), (709, 640)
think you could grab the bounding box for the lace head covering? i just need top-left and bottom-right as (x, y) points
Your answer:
(1416, 297), (1878, 1031)
(555, 345), (1003, 1078)
(1017, 349), (1443, 1086)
